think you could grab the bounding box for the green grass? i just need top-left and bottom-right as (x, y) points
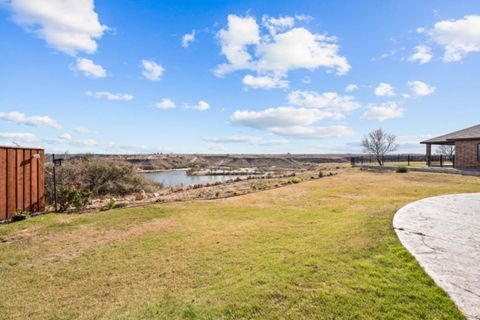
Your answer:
(0, 168), (479, 319)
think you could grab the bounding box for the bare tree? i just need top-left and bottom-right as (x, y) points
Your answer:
(361, 128), (398, 166)
(435, 145), (455, 161)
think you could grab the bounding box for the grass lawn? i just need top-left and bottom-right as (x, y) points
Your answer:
(0, 168), (479, 319)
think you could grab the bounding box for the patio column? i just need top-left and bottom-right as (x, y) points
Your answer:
(426, 144), (431, 166)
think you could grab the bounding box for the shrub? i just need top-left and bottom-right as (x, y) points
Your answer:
(290, 177), (303, 184)
(45, 156), (159, 206)
(57, 186), (92, 212)
(215, 191), (220, 198)
(396, 166), (408, 173)
(318, 171), (324, 178)
(106, 198), (116, 210)
(12, 209), (29, 222)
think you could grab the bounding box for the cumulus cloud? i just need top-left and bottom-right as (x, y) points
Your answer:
(216, 15), (260, 75)
(0, 132), (37, 142)
(429, 15), (480, 62)
(261, 15), (295, 35)
(7, 0), (107, 55)
(75, 126), (91, 134)
(287, 90), (360, 112)
(215, 14), (350, 88)
(86, 91), (133, 101)
(182, 29), (196, 48)
(0, 111), (61, 129)
(154, 98), (176, 110)
(232, 107), (336, 129)
(374, 82), (395, 96)
(74, 58), (106, 78)
(408, 45), (433, 64)
(362, 102), (404, 121)
(141, 59), (164, 81)
(186, 100), (210, 111)
(407, 80), (436, 96)
(231, 88), (358, 139)
(242, 74), (288, 89)
(345, 84), (358, 92)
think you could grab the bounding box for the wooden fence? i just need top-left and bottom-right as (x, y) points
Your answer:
(0, 146), (45, 221)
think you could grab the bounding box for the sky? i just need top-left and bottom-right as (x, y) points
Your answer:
(0, 0), (479, 154)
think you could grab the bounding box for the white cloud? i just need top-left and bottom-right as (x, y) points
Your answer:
(141, 59), (164, 81)
(429, 15), (480, 62)
(58, 133), (72, 141)
(0, 111), (61, 129)
(154, 98), (176, 110)
(345, 84), (358, 92)
(262, 15), (295, 35)
(374, 82), (395, 96)
(8, 0), (107, 55)
(74, 138), (98, 146)
(74, 58), (106, 78)
(215, 14), (350, 87)
(408, 45), (433, 64)
(232, 107), (337, 129)
(75, 126), (91, 134)
(256, 27), (350, 75)
(231, 88), (357, 139)
(407, 80), (436, 96)
(362, 102), (404, 121)
(268, 125), (354, 139)
(242, 74), (288, 89)
(0, 132), (37, 142)
(86, 91), (133, 101)
(203, 135), (288, 146)
(186, 100), (210, 111)
(216, 15), (260, 75)
(182, 29), (196, 48)
(287, 90), (360, 112)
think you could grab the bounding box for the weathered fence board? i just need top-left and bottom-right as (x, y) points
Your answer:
(0, 146), (45, 221)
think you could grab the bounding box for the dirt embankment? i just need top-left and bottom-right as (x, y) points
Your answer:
(87, 154), (350, 171)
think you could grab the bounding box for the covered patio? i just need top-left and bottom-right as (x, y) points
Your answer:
(421, 124), (480, 169)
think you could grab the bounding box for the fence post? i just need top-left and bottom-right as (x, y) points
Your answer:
(440, 155), (443, 168)
(53, 154), (57, 212)
(351, 157), (355, 166)
(407, 154), (410, 166)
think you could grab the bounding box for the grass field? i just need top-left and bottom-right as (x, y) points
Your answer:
(0, 168), (479, 319)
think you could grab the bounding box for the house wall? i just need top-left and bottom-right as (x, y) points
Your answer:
(454, 140), (480, 169)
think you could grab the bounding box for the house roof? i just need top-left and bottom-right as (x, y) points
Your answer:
(421, 124), (480, 144)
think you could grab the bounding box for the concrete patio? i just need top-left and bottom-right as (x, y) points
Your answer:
(394, 193), (480, 320)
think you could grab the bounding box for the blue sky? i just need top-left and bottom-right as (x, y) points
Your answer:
(0, 0), (479, 154)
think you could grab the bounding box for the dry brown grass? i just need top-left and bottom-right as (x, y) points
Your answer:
(0, 168), (478, 319)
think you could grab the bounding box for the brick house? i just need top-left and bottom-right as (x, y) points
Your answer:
(421, 124), (480, 169)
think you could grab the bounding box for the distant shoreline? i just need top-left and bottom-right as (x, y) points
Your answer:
(138, 168), (189, 173)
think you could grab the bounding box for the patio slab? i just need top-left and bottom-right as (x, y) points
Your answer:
(393, 193), (480, 320)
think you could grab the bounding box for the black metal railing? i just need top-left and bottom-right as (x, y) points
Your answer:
(350, 154), (455, 168)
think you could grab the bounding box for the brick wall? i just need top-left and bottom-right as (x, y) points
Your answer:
(454, 140), (480, 169)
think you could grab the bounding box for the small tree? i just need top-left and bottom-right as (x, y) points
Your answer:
(361, 128), (398, 166)
(436, 145), (455, 161)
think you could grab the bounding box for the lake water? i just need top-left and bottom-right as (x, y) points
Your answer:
(143, 170), (246, 187)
